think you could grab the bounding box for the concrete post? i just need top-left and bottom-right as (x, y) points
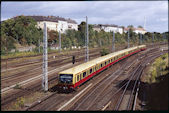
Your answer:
(42, 22), (48, 92)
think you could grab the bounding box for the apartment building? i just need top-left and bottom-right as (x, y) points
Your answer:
(28, 16), (78, 33)
(93, 24), (123, 34)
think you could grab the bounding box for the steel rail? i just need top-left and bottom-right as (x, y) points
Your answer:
(114, 63), (142, 110)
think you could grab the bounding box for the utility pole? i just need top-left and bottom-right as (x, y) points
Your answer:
(128, 29), (130, 48)
(139, 33), (142, 45)
(59, 31), (61, 52)
(59, 31), (61, 51)
(112, 31), (115, 52)
(39, 38), (40, 53)
(99, 39), (102, 47)
(152, 33), (154, 46)
(163, 33), (166, 43)
(42, 22), (48, 92)
(85, 16), (89, 62)
(5, 36), (8, 71)
(144, 16), (146, 30)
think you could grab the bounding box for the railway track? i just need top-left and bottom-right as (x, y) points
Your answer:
(1, 52), (100, 89)
(26, 45), (163, 111)
(1, 52), (101, 109)
(26, 50), (138, 111)
(1, 48), (99, 72)
(66, 48), (167, 111)
(1, 43), (167, 111)
(113, 50), (166, 110)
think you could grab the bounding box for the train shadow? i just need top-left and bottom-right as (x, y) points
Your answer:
(48, 85), (75, 94)
(116, 72), (168, 110)
(116, 79), (138, 91)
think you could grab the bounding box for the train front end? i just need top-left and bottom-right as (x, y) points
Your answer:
(57, 73), (75, 92)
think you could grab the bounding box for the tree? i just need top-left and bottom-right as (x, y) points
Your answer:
(1, 15), (43, 52)
(138, 25), (143, 28)
(48, 30), (58, 46)
(127, 25), (134, 28)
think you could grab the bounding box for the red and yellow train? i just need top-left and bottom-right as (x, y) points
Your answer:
(58, 45), (146, 90)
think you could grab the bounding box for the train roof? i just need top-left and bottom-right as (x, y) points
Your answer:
(59, 45), (145, 75)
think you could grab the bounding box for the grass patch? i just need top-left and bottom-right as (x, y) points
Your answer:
(3, 91), (52, 111)
(13, 83), (22, 89)
(143, 53), (168, 110)
(146, 53), (168, 83)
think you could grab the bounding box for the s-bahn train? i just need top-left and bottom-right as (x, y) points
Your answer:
(58, 45), (146, 91)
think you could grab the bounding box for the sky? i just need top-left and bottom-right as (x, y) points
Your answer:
(1, 1), (168, 33)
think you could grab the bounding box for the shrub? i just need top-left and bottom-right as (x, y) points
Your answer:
(100, 48), (110, 56)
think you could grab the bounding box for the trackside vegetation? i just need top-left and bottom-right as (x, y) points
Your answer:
(146, 53), (168, 83)
(1, 16), (168, 58)
(144, 53), (168, 110)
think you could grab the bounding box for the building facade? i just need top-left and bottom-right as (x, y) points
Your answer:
(28, 16), (78, 33)
(134, 28), (147, 34)
(124, 27), (147, 34)
(93, 24), (123, 34)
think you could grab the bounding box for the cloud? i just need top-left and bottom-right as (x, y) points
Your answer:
(1, 1), (168, 33)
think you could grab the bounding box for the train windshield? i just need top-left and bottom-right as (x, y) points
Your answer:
(59, 74), (73, 84)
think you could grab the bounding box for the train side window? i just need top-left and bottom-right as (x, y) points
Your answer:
(105, 62), (106, 65)
(109, 60), (110, 63)
(95, 66), (97, 71)
(77, 75), (79, 81)
(101, 64), (102, 67)
(90, 68), (92, 73)
(83, 72), (86, 78)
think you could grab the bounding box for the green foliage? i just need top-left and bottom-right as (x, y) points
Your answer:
(127, 25), (134, 28)
(1, 16), (43, 52)
(13, 83), (21, 89)
(2, 16), (167, 58)
(33, 46), (43, 53)
(15, 97), (25, 108)
(138, 25), (143, 28)
(148, 53), (168, 83)
(100, 47), (110, 56)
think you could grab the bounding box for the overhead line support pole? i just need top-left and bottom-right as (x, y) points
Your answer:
(85, 16), (89, 62)
(59, 31), (61, 52)
(128, 30), (130, 48)
(152, 33), (154, 46)
(42, 22), (48, 92)
(112, 31), (115, 52)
